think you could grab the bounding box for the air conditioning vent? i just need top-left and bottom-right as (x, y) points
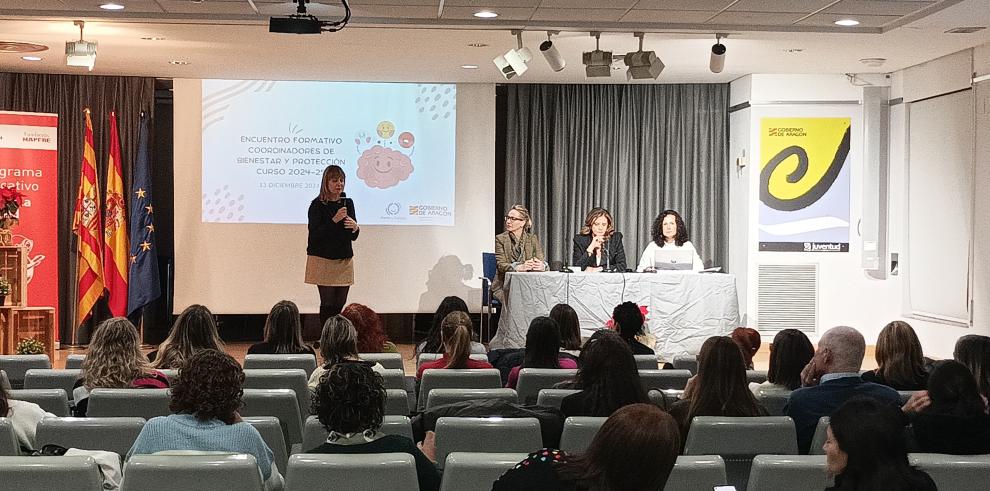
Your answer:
(757, 264), (818, 334)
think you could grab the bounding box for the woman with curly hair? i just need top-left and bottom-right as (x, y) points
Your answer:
(307, 315), (385, 391)
(149, 304), (225, 369)
(72, 317), (169, 416)
(341, 303), (397, 353)
(559, 329), (649, 418)
(636, 209), (704, 272)
(309, 362), (440, 491)
(248, 300), (315, 356)
(127, 349), (278, 484)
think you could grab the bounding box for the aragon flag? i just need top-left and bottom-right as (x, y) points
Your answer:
(74, 109), (104, 326)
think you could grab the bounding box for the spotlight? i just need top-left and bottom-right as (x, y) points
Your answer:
(710, 33), (727, 73)
(65, 20), (97, 71)
(540, 31), (565, 72)
(493, 30), (532, 80)
(582, 32), (612, 78)
(623, 33), (663, 80)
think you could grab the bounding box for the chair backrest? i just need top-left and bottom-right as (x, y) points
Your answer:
(241, 368), (310, 420)
(0, 370), (9, 391)
(648, 389), (684, 410)
(747, 455), (828, 491)
(515, 368), (578, 405)
(482, 252), (497, 281)
(385, 388), (410, 415)
(242, 354), (317, 377)
(242, 416), (288, 478)
(285, 453), (418, 491)
(0, 355), (51, 388)
(0, 418), (17, 456)
(416, 353), (490, 371)
(898, 390), (918, 404)
(9, 388), (70, 416)
(663, 455), (728, 491)
(684, 416), (799, 491)
(434, 417), (543, 469)
(808, 416), (830, 455)
(417, 369), (502, 411)
(23, 369), (82, 400)
(746, 370), (769, 384)
(441, 452), (529, 491)
(359, 353), (404, 371)
(536, 389), (580, 409)
(639, 369), (692, 391)
(87, 388), (171, 419)
(559, 416), (606, 453)
(121, 454), (263, 491)
(301, 415), (414, 452)
(635, 355), (659, 370)
(426, 388), (518, 411)
(36, 417), (145, 459)
(65, 354), (86, 370)
(0, 456), (103, 488)
(910, 453), (990, 491)
(756, 389), (792, 417)
(240, 388), (303, 445)
(379, 369), (407, 390)
(672, 355), (698, 374)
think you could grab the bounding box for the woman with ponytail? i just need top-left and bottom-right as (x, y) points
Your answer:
(416, 311), (493, 379)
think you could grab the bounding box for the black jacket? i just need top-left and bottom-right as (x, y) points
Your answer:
(571, 232), (627, 271)
(307, 197), (359, 259)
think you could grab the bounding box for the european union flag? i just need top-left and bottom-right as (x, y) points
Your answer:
(127, 114), (161, 315)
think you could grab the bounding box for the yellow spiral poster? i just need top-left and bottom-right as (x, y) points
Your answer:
(759, 117), (851, 252)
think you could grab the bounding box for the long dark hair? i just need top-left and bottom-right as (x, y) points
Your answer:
(550, 304), (582, 351)
(875, 321), (927, 388)
(522, 317), (561, 369)
(421, 296), (469, 355)
(263, 300), (308, 354)
(572, 330), (649, 417)
(555, 403), (680, 490)
(154, 304), (224, 369)
(830, 397), (932, 490)
(767, 329), (815, 390)
(612, 302), (644, 339)
(686, 336), (766, 423)
(925, 360), (987, 418)
(954, 335), (990, 398)
(651, 210), (688, 247)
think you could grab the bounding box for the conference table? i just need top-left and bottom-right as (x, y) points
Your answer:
(488, 271), (740, 361)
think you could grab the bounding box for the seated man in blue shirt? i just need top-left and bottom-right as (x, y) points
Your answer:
(786, 325), (901, 453)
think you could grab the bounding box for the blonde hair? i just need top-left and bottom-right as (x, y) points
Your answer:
(441, 311), (473, 369)
(579, 207), (615, 237)
(83, 317), (153, 390)
(319, 165), (345, 203)
(508, 204), (533, 232)
(154, 304), (225, 369)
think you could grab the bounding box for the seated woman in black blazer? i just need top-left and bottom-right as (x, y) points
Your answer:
(572, 207), (626, 272)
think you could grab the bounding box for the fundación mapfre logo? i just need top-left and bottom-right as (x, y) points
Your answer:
(385, 202), (400, 215)
(22, 131), (52, 144)
(408, 205), (452, 217)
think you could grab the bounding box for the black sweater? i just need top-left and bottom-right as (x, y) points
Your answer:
(307, 197), (359, 259)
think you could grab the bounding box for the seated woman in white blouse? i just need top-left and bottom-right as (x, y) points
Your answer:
(636, 210), (704, 272)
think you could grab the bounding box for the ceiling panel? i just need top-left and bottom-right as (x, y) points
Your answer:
(0, 0), (167, 13)
(350, 5), (438, 18)
(350, 0), (437, 5)
(825, 0), (937, 16)
(540, 0), (639, 8)
(531, 8), (630, 22)
(439, 6), (536, 20)
(798, 13), (902, 27)
(442, 0), (538, 7)
(730, 0), (835, 14)
(621, 9), (720, 23)
(157, 0), (263, 15)
(707, 11), (807, 25)
(644, 0), (737, 11)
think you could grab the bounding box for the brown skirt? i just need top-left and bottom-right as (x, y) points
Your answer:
(304, 256), (354, 286)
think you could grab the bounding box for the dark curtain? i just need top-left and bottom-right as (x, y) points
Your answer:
(504, 84), (730, 270)
(0, 72), (155, 344)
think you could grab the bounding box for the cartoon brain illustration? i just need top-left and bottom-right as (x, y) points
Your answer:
(356, 145), (414, 189)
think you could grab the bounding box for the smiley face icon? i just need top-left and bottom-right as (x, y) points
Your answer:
(377, 121), (395, 139)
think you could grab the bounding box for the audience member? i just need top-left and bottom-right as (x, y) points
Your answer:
(787, 326), (900, 453)
(417, 296), (484, 356)
(150, 304), (225, 369)
(73, 317), (170, 416)
(128, 350), (278, 484)
(612, 301), (654, 356)
(559, 330), (649, 418)
(861, 321), (928, 390)
(1, 383), (53, 453)
(341, 303), (397, 353)
(308, 315), (385, 391)
(505, 317), (578, 389)
(731, 327), (761, 370)
(490, 404), (680, 490)
(669, 336), (768, 442)
(953, 334), (990, 398)
(309, 362), (440, 491)
(824, 397), (936, 491)
(549, 303), (582, 356)
(907, 360), (990, 455)
(416, 312), (494, 379)
(750, 329), (815, 394)
(247, 300), (316, 356)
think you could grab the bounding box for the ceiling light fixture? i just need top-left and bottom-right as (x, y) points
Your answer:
(168, 60), (190, 65)
(834, 19), (860, 26)
(624, 32), (664, 80)
(493, 30), (532, 80)
(21, 56), (42, 61)
(582, 31), (612, 78)
(859, 57), (886, 67)
(99, 2), (125, 10)
(467, 43), (488, 48)
(65, 20), (98, 71)
(474, 10), (498, 19)
(540, 31), (565, 72)
(710, 33), (727, 73)
(460, 64), (479, 69)
(141, 36), (166, 41)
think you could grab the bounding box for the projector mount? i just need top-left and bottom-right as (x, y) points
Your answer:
(270, 0), (351, 34)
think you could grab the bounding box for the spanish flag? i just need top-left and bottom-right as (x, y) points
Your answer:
(103, 112), (128, 316)
(74, 109), (104, 326)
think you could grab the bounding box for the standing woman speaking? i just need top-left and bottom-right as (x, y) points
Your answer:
(306, 165), (360, 327)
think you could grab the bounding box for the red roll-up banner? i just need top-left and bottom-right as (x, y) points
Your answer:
(0, 111), (60, 339)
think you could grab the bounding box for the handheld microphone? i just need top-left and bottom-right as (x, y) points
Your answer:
(604, 236), (611, 272)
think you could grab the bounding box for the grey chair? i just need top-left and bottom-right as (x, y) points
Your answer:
(285, 453), (418, 491)
(664, 455), (728, 491)
(380, 369), (407, 390)
(434, 417), (542, 469)
(0, 418), (17, 456)
(0, 355), (52, 389)
(300, 415), (414, 453)
(672, 355), (698, 374)
(417, 369), (502, 411)
(121, 454), (263, 491)
(559, 416), (606, 453)
(0, 370), (9, 391)
(756, 389), (792, 416)
(23, 369), (82, 400)
(515, 368), (578, 405)
(242, 416), (288, 477)
(910, 453), (990, 491)
(9, 388), (70, 416)
(0, 456), (103, 488)
(536, 389), (580, 409)
(639, 369), (692, 391)
(385, 388), (411, 415)
(746, 370), (769, 384)
(243, 354), (317, 378)
(87, 388), (170, 419)
(36, 417), (145, 459)
(648, 389), (682, 410)
(440, 452), (528, 491)
(426, 388), (517, 411)
(242, 368), (310, 419)
(65, 354), (86, 369)
(683, 416), (799, 491)
(747, 455), (829, 491)
(635, 354), (659, 370)
(416, 353), (489, 371)
(808, 416), (830, 455)
(240, 388), (303, 446)
(359, 353), (404, 370)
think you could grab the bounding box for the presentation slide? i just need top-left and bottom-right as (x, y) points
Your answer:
(201, 80), (456, 225)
